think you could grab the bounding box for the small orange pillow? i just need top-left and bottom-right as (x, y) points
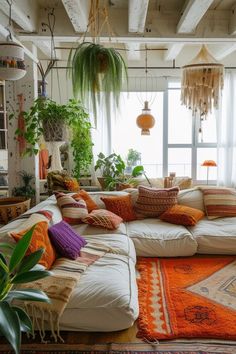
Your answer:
(82, 209), (123, 230)
(64, 177), (80, 192)
(73, 189), (98, 213)
(160, 204), (204, 226)
(10, 221), (56, 269)
(101, 194), (136, 222)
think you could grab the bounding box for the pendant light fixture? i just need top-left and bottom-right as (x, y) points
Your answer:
(0, 0), (26, 81)
(181, 45), (224, 118)
(136, 46), (156, 135)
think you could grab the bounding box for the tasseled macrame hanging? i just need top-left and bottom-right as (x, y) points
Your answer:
(181, 45), (224, 117)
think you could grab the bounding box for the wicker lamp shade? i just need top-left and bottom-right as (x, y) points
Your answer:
(181, 45), (224, 117)
(0, 42), (26, 81)
(136, 101), (155, 135)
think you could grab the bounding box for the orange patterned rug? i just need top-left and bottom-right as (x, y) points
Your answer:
(137, 256), (236, 342)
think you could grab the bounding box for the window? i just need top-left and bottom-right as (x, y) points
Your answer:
(110, 82), (217, 183)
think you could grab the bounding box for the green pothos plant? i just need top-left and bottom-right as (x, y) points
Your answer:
(0, 226), (51, 354)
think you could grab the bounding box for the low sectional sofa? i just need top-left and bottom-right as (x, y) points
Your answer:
(0, 187), (235, 332)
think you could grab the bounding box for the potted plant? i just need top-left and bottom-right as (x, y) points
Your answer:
(11, 98), (93, 179)
(126, 149), (141, 173)
(67, 42), (128, 125)
(12, 171), (35, 201)
(0, 226), (51, 353)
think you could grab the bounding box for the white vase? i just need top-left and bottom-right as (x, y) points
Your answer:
(46, 141), (65, 172)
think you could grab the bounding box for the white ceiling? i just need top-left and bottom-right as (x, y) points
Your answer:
(1, 0), (236, 66)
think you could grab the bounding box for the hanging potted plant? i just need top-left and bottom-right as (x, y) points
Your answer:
(67, 42), (128, 124)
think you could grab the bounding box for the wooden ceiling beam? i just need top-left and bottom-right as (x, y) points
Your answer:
(128, 0), (149, 33)
(125, 43), (141, 61)
(177, 0), (214, 33)
(164, 43), (185, 61)
(61, 0), (90, 33)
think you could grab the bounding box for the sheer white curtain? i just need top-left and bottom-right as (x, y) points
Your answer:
(217, 71), (236, 187)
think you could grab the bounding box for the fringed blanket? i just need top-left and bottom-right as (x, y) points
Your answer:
(17, 242), (113, 342)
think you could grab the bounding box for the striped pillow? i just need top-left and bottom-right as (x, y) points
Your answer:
(202, 188), (236, 219)
(55, 192), (88, 224)
(135, 186), (179, 218)
(82, 209), (123, 230)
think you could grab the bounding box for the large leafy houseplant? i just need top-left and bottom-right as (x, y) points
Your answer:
(0, 226), (51, 353)
(68, 42), (128, 124)
(12, 98), (93, 178)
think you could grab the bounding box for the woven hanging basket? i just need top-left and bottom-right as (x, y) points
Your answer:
(181, 45), (224, 117)
(0, 42), (26, 81)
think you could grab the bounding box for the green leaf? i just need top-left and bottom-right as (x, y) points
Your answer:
(18, 248), (44, 274)
(132, 165), (144, 177)
(0, 301), (21, 354)
(0, 243), (14, 250)
(12, 306), (32, 333)
(12, 270), (52, 284)
(6, 289), (51, 303)
(9, 226), (35, 272)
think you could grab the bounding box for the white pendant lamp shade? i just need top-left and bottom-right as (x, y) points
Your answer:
(0, 42), (26, 81)
(181, 45), (224, 117)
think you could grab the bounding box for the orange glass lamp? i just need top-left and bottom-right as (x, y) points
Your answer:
(201, 160), (217, 184)
(136, 101), (155, 135)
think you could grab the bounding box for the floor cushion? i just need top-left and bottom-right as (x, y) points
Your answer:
(126, 218), (197, 257)
(188, 216), (236, 254)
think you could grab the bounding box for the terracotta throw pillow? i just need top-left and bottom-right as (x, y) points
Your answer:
(201, 188), (236, 219)
(135, 186), (180, 218)
(73, 189), (98, 213)
(64, 177), (80, 192)
(82, 209), (123, 230)
(55, 192), (88, 224)
(48, 220), (87, 259)
(101, 194), (136, 222)
(160, 204), (204, 226)
(10, 221), (56, 269)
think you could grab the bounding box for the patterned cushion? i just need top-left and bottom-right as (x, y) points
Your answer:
(48, 220), (87, 259)
(64, 177), (80, 192)
(160, 204), (204, 226)
(55, 192), (88, 224)
(82, 209), (123, 230)
(73, 189), (98, 213)
(201, 188), (236, 219)
(101, 194), (136, 222)
(10, 221), (56, 269)
(8, 213), (51, 235)
(134, 186), (179, 218)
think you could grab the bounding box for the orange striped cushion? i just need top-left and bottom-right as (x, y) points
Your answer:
(55, 192), (88, 224)
(160, 204), (204, 226)
(10, 221), (56, 269)
(101, 194), (136, 221)
(202, 188), (236, 219)
(135, 186), (179, 218)
(82, 209), (123, 230)
(73, 189), (98, 213)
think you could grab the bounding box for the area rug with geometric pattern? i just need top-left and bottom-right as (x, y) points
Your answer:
(137, 256), (236, 342)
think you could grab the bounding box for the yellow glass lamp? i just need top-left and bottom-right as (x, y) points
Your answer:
(201, 160), (217, 184)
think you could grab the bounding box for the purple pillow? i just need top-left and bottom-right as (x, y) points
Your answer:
(48, 220), (87, 260)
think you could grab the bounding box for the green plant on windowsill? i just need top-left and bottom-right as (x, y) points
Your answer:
(0, 226), (51, 354)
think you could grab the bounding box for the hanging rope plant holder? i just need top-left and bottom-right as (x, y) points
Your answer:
(181, 45), (224, 118)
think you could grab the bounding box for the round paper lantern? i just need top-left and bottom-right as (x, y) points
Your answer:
(136, 101), (155, 135)
(0, 42), (26, 81)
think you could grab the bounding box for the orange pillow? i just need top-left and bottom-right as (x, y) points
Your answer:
(82, 209), (123, 230)
(64, 177), (80, 192)
(101, 194), (136, 222)
(160, 204), (204, 226)
(10, 221), (56, 269)
(73, 189), (98, 213)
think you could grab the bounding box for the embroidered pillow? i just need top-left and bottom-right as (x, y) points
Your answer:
(201, 188), (236, 219)
(82, 209), (123, 230)
(48, 220), (87, 259)
(135, 186), (179, 218)
(64, 177), (80, 192)
(100, 194), (136, 221)
(10, 221), (56, 269)
(160, 204), (204, 226)
(55, 192), (88, 224)
(73, 189), (98, 213)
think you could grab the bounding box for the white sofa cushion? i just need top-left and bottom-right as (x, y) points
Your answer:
(188, 216), (236, 254)
(177, 187), (205, 212)
(126, 218), (197, 257)
(60, 255), (138, 331)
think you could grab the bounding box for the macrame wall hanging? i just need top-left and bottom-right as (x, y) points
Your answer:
(181, 45), (224, 118)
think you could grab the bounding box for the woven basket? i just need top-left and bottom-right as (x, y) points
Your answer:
(0, 197), (31, 225)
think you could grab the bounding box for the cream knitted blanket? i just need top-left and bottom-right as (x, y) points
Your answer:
(18, 242), (113, 342)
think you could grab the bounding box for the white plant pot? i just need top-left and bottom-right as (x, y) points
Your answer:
(0, 42), (26, 81)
